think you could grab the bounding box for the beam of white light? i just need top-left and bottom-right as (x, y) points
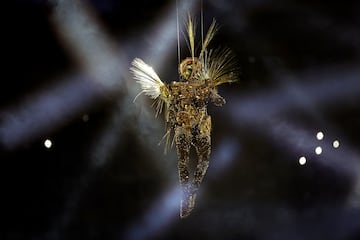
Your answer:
(123, 187), (182, 240)
(140, 0), (195, 67)
(229, 67), (360, 122)
(50, 0), (126, 89)
(89, 97), (176, 173)
(0, 76), (102, 149)
(125, 0), (196, 103)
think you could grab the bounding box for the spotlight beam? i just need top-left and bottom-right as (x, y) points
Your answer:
(0, 75), (102, 149)
(50, 0), (126, 89)
(229, 67), (360, 122)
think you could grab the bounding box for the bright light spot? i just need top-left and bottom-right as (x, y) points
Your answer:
(299, 156), (307, 165)
(315, 146), (322, 155)
(44, 139), (52, 149)
(333, 140), (340, 148)
(316, 131), (324, 140)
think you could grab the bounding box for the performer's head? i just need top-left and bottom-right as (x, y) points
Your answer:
(179, 57), (202, 82)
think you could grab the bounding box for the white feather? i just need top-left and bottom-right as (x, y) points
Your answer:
(130, 58), (164, 100)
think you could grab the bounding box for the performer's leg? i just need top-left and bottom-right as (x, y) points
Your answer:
(193, 115), (211, 193)
(175, 126), (193, 218)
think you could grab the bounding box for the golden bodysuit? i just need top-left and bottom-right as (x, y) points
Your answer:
(130, 16), (238, 218)
(166, 77), (225, 217)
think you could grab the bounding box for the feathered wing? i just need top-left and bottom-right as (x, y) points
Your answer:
(130, 58), (174, 153)
(130, 58), (170, 117)
(202, 47), (239, 86)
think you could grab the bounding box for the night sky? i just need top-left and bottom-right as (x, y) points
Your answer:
(2, 0), (360, 239)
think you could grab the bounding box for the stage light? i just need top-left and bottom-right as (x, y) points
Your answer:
(315, 146), (322, 155)
(316, 131), (324, 140)
(333, 140), (340, 148)
(299, 156), (307, 165)
(44, 139), (52, 149)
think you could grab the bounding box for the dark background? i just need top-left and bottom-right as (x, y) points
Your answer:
(2, 0), (360, 239)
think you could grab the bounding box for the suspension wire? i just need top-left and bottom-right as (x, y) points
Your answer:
(201, 0), (204, 49)
(176, 0), (181, 66)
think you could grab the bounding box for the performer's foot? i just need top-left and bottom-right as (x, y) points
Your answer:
(180, 191), (197, 218)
